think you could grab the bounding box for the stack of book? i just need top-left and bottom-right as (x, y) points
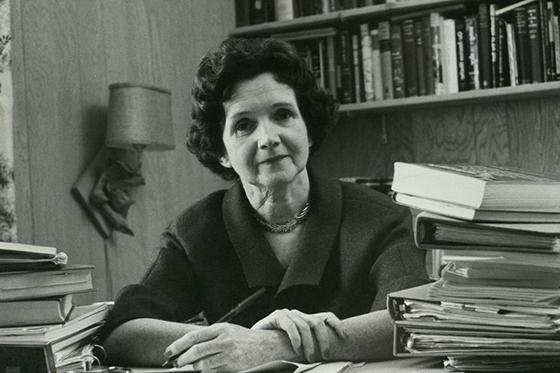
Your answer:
(388, 162), (560, 371)
(0, 241), (109, 373)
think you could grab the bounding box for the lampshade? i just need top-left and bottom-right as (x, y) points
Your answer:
(105, 82), (175, 151)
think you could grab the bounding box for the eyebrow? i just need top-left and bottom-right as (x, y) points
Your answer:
(228, 102), (296, 121)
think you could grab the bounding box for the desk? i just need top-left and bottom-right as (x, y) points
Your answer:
(352, 358), (443, 373)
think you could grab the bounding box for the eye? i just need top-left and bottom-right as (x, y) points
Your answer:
(274, 108), (295, 122)
(233, 118), (256, 135)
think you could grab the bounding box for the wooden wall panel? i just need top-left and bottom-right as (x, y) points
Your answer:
(12, 0), (233, 302)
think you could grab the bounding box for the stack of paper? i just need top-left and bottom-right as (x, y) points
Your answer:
(390, 162), (560, 371)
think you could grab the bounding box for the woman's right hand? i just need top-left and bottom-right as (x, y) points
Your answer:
(251, 309), (348, 362)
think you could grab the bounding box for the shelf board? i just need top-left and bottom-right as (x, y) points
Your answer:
(339, 81), (560, 114)
(230, 0), (466, 37)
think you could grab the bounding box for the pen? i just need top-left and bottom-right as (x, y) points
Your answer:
(215, 288), (267, 323)
(163, 288), (267, 367)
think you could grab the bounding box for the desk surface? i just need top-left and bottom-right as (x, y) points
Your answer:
(353, 357), (444, 373)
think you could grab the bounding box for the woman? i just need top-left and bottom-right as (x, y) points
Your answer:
(102, 38), (428, 371)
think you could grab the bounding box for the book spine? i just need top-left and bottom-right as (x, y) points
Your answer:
(442, 18), (458, 93)
(466, 16), (480, 90)
(527, 2), (544, 82)
(251, 0), (267, 24)
(547, 1), (557, 79)
(371, 28), (384, 101)
(506, 22), (519, 86)
(478, 2), (492, 88)
(402, 19), (418, 97)
(390, 23), (406, 98)
(496, 18), (510, 87)
(379, 21), (394, 99)
(553, 1), (560, 79)
(352, 31), (364, 102)
(326, 35), (338, 98)
(489, 4), (498, 87)
(360, 23), (375, 101)
(274, 0), (294, 21)
(430, 12), (444, 95)
(455, 17), (469, 91)
(514, 6), (532, 84)
(264, 0), (276, 22)
(539, 0), (552, 80)
(235, 0), (251, 27)
(415, 20), (427, 96)
(337, 29), (355, 103)
(422, 15), (435, 95)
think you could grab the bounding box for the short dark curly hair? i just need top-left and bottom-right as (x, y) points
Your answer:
(187, 38), (338, 180)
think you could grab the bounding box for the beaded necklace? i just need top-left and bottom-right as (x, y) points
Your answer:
(253, 201), (311, 233)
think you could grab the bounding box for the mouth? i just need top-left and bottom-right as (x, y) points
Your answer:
(260, 155), (288, 164)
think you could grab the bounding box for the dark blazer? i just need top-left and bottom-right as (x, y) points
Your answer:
(101, 170), (428, 337)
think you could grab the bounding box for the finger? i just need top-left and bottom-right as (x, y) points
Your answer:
(251, 310), (303, 353)
(174, 342), (221, 368)
(165, 325), (219, 360)
(175, 339), (223, 366)
(274, 316), (303, 354)
(290, 311), (332, 360)
(311, 312), (348, 339)
(284, 313), (316, 362)
(251, 309), (283, 330)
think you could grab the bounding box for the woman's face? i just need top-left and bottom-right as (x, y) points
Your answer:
(220, 72), (311, 189)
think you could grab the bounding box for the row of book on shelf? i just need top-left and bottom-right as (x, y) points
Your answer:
(262, 0), (560, 104)
(0, 241), (108, 372)
(388, 161), (560, 371)
(235, 0), (394, 26)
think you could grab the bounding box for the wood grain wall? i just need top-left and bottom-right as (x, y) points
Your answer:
(11, 0), (233, 303)
(10, 0), (560, 304)
(311, 97), (560, 179)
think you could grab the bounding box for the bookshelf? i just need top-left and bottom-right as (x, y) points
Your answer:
(231, 0), (465, 37)
(231, 0), (560, 115)
(339, 80), (560, 114)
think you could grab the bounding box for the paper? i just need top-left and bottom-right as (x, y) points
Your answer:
(240, 360), (321, 373)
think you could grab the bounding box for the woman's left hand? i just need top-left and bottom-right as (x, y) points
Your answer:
(251, 309), (348, 362)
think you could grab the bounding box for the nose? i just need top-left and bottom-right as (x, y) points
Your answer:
(256, 120), (280, 150)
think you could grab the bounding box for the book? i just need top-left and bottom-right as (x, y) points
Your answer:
(379, 21), (394, 99)
(391, 162), (560, 210)
(274, 0), (294, 21)
(0, 241), (68, 271)
(360, 23), (374, 101)
(0, 264), (94, 301)
(455, 17), (469, 91)
(506, 21), (519, 86)
(390, 23), (405, 98)
(422, 15), (435, 95)
(441, 18), (458, 93)
(337, 28), (355, 103)
(393, 192), (560, 222)
(514, 6), (532, 84)
(413, 211), (560, 254)
(401, 19), (418, 97)
(370, 28), (384, 101)
(430, 12), (444, 94)
(527, 1), (544, 82)
(0, 295), (73, 327)
(441, 260), (560, 288)
(351, 31), (364, 102)
(490, 4), (498, 87)
(478, 2), (493, 88)
(414, 20), (427, 96)
(235, 0), (251, 27)
(0, 302), (109, 343)
(466, 16), (481, 90)
(394, 320), (560, 357)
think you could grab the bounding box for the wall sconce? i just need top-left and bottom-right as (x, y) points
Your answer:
(72, 83), (175, 238)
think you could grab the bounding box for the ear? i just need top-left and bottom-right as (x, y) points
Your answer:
(219, 155), (232, 168)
